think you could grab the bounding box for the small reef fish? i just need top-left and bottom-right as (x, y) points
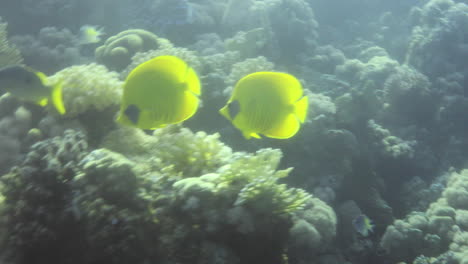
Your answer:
(0, 65), (66, 114)
(219, 72), (308, 139)
(117, 55), (201, 129)
(79, 25), (104, 44)
(352, 214), (374, 237)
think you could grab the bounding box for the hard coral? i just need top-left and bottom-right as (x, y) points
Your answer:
(380, 169), (468, 263)
(11, 27), (82, 74)
(0, 130), (87, 264)
(95, 29), (162, 71)
(47, 63), (123, 117)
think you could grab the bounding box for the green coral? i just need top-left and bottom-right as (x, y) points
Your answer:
(0, 17), (23, 67)
(95, 29), (162, 71)
(47, 63), (123, 117)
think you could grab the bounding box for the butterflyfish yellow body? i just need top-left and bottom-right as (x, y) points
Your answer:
(117, 55), (201, 129)
(220, 72), (308, 139)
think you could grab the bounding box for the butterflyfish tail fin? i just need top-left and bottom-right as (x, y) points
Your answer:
(294, 96), (308, 123)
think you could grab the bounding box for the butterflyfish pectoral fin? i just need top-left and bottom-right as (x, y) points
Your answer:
(242, 131), (261, 139)
(251, 133), (261, 139)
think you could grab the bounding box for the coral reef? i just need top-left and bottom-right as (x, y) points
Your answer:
(0, 17), (23, 67)
(380, 169), (468, 263)
(0, 125), (337, 264)
(0, 130), (88, 264)
(11, 27), (83, 74)
(0, 95), (32, 175)
(47, 63), (123, 117)
(221, 0), (319, 64)
(95, 29), (162, 71)
(406, 0), (468, 81)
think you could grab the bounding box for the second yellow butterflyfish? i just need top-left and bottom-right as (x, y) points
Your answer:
(219, 72), (308, 139)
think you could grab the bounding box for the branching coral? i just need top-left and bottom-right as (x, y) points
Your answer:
(102, 126), (233, 178)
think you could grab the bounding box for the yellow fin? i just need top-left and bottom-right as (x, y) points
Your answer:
(294, 96), (308, 123)
(184, 66), (201, 96)
(251, 133), (261, 139)
(242, 131), (261, 139)
(37, 98), (48, 107)
(50, 81), (66, 115)
(264, 114), (300, 139)
(35, 71), (49, 84)
(177, 90), (199, 123)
